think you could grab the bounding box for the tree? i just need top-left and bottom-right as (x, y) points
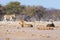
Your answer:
(5, 1), (21, 15)
(21, 6), (34, 16)
(0, 4), (6, 15)
(33, 6), (46, 21)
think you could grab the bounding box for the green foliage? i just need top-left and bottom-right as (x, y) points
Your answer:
(0, 4), (6, 15)
(5, 1), (21, 14)
(0, 1), (47, 20)
(1, 1), (60, 21)
(21, 6), (34, 16)
(0, 4), (2, 7)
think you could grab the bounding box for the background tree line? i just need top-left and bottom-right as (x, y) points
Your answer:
(0, 1), (60, 21)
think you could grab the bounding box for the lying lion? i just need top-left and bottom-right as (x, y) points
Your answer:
(21, 23), (33, 28)
(37, 27), (54, 30)
(19, 21), (33, 28)
(47, 23), (55, 27)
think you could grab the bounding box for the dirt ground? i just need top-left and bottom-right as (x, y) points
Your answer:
(0, 21), (60, 40)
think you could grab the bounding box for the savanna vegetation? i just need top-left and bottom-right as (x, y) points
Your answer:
(0, 1), (60, 21)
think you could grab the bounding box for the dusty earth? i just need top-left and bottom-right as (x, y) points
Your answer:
(0, 21), (60, 40)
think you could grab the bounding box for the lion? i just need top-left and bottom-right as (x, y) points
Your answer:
(18, 20), (33, 28)
(47, 23), (55, 27)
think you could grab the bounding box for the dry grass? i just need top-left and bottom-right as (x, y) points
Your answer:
(5, 38), (10, 40)
(0, 21), (60, 40)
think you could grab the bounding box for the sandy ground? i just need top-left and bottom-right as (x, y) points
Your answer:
(0, 21), (60, 40)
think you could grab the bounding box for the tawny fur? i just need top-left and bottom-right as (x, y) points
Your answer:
(37, 27), (54, 30)
(19, 20), (33, 28)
